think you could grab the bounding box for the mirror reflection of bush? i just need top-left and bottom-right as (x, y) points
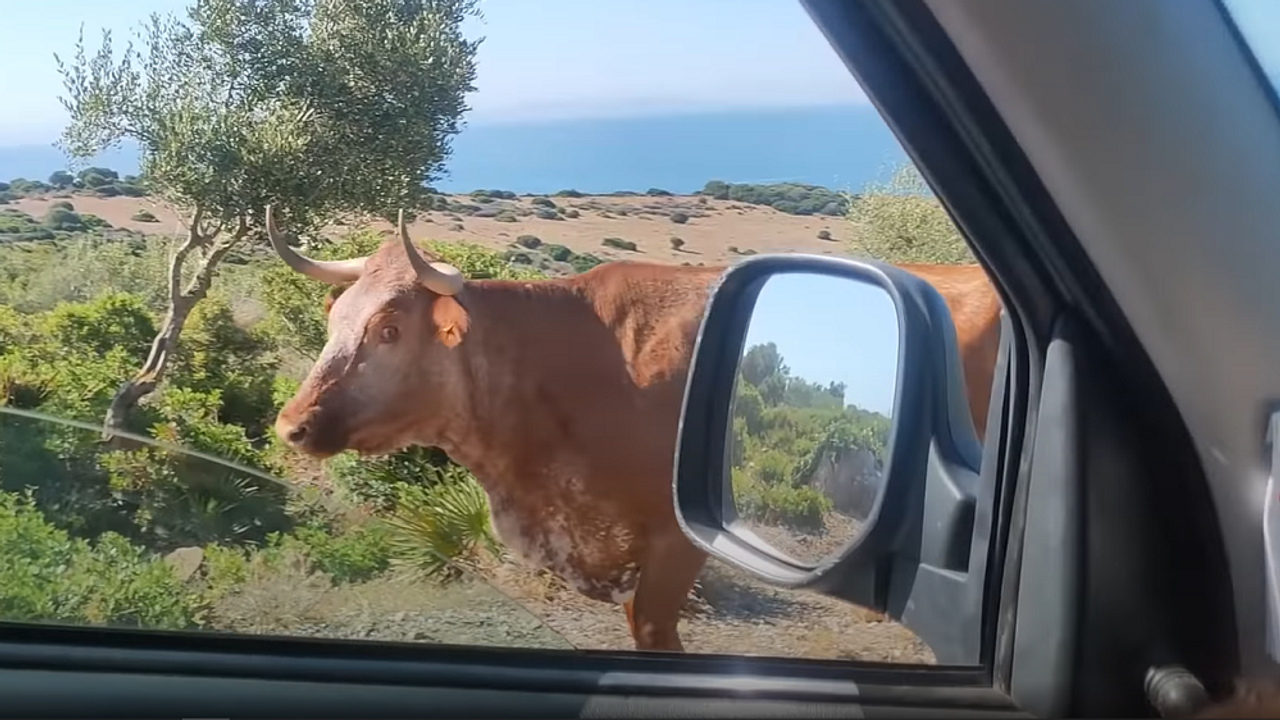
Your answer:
(729, 342), (891, 532)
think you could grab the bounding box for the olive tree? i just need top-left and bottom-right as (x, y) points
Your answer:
(54, 0), (481, 435)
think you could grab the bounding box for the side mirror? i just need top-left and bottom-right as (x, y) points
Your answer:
(673, 254), (985, 662)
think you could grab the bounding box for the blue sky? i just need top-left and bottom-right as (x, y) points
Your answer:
(745, 272), (899, 416)
(3, 0), (1276, 143)
(0, 0), (869, 145)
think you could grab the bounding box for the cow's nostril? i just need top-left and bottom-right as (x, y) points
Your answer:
(286, 423), (309, 444)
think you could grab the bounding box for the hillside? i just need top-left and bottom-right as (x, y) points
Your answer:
(7, 190), (852, 267)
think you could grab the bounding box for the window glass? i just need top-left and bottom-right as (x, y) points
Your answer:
(0, 0), (985, 665)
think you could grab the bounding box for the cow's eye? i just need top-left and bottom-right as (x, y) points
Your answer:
(379, 325), (399, 344)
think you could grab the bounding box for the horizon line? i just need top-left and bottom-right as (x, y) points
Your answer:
(0, 100), (880, 149)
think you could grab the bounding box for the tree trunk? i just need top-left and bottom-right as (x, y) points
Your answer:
(102, 209), (246, 440)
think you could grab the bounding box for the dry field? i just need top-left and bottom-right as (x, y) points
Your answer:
(12, 192), (854, 266)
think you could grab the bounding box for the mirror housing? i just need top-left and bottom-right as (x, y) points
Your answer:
(673, 253), (983, 633)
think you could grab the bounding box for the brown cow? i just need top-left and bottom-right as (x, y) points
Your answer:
(269, 206), (1001, 652)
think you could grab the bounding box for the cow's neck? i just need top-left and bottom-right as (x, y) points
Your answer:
(419, 277), (595, 484)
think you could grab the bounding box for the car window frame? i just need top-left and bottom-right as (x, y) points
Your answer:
(0, 0), (1206, 715)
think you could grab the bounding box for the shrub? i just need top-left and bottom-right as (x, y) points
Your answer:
(0, 491), (199, 629)
(42, 207), (85, 231)
(516, 234), (542, 249)
(553, 189), (584, 198)
(817, 229), (833, 241)
(534, 208), (561, 221)
(50, 200), (75, 211)
(847, 162), (974, 264)
(731, 470), (831, 531)
(384, 470), (501, 582)
(646, 188), (673, 196)
(602, 237), (637, 252)
(569, 253), (604, 274)
(669, 211), (689, 224)
(325, 444), (455, 512)
(543, 244), (574, 262)
(669, 236), (685, 251)
(131, 209), (159, 223)
(530, 197), (556, 208)
(289, 522), (393, 584)
(698, 179), (850, 216)
(563, 208), (580, 219)
(493, 211), (518, 223)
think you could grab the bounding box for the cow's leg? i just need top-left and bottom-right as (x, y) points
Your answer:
(629, 532), (708, 652)
(623, 597), (636, 636)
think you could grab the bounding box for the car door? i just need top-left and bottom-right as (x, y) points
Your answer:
(0, 0), (1246, 718)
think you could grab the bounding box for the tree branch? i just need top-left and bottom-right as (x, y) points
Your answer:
(102, 209), (247, 442)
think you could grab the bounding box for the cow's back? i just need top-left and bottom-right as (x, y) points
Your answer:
(574, 262), (725, 390)
(896, 263), (1002, 439)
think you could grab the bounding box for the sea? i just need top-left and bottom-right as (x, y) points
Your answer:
(0, 104), (909, 196)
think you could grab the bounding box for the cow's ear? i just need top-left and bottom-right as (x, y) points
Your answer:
(323, 284), (351, 316)
(432, 295), (470, 349)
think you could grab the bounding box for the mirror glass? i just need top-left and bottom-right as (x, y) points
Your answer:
(724, 271), (900, 567)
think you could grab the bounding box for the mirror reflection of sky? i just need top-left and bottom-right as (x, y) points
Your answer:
(743, 272), (900, 416)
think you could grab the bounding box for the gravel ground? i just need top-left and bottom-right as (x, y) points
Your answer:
(206, 522), (934, 664)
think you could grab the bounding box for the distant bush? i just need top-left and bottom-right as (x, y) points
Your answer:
(42, 207), (86, 231)
(131, 209), (159, 223)
(470, 189), (516, 200)
(8, 178), (50, 196)
(516, 234), (542, 249)
(543, 244), (574, 262)
(846, 162), (974, 264)
(48, 171), (75, 188)
(530, 197), (556, 208)
(699, 179), (849, 216)
(669, 211), (689, 224)
(76, 166), (119, 189)
(553, 189), (584, 198)
(817, 229), (832, 241)
(646, 188), (672, 196)
(602, 237), (637, 252)
(669, 236), (685, 251)
(569, 253), (604, 273)
(534, 208), (560, 221)
(493, 211), (518, 223)
(80, 214), (111, 230)
(49, 200), (74, 211)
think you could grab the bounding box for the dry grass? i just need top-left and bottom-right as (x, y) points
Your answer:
(11, 193), (850, 266)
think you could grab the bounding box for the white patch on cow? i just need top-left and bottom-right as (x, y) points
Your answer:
(482, 477), (641, 605)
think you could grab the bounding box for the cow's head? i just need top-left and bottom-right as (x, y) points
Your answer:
(269, 206), (472, 458)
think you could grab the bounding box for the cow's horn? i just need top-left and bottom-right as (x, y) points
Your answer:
(265, 205), (367, 285)
(399, 209), (464, 296)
